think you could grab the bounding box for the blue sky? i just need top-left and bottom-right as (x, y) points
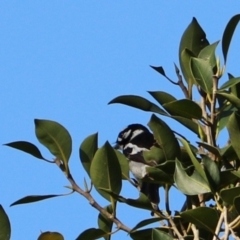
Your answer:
(1, 2), (240, 239)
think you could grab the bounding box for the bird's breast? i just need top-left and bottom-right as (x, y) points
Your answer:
(129, 161), (147, 180)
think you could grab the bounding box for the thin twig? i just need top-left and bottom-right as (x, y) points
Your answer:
(174, 63), (189, 99)
(191, 224), (199, 240)
(165, 213), (184, 240)
(213, 208), (224, 240)
(54, 158), (131, 233)
(223, 206), (229, 240)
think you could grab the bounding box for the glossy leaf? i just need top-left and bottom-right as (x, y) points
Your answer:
(197, 142), (221, 158)
(76, 228), (107, 240)
(174, 160), (210, 195)
(0, 205), (11, 240)
(191, 58), (213, 94)
(90, 142), (122, 201)
(217, 91), (240, 109)
(227, 112), (240, 159)
(148, 91), (176, 106)
(4, 141), (47, 160)
(202, 156), (220, 191)
(234, 196), (240, 215)
(179, 17), (209, 85)
(143, 146), (166, 164)
(198, 41), (219, 68)
(11, 194), (67, 206)
(100, 189), (152, 210)
(220, 171), (239, 189)
(229, 74), (240, 99)
(179, 138), (208, 183)
(216, 104), (235, 136)
(114, 150), (129, 180)
(34, 119), (72, 173)
(98, 205), (113, 240)
(163, 99), (202, 119)
(130, 228), (152, 240)
(222, 14), (240, 63)
(180, 207), (219, 234)
(219, 77), (240, 91)
(37, 232), (64, 240)
(179, 17), (209, 56)
(108, 95), (167, 115)
(148, 114), (181, 160)
(220, 143), (238, 161)
(171, 116), (200, 137)
(152, 229), (173, 240)
(145, 166), (174, 184)
(180, 48), (196, 88)
(131, 218), (163, 232)
(79, 133), (98, 177)
(220, 187), (240, 204)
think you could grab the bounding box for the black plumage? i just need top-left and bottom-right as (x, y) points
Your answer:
(115, 124), (160, 211)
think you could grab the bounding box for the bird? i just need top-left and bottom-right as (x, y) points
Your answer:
(114, 123), (160, 212)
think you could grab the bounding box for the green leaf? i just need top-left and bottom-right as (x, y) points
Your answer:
(79, 133), (98, 177)
(220, 187), (240, 204)
(10, 194), (67, 206)
(216, 104), (235, 136)
(114, 150), (129, 180)
(37, 232), (64, 240)
(130, 228), (152, 240)
(4, 141), (47, 160)
(145, 166), (174, 185)
(34, 119), (72, 174)
(76, 228), (107, 240)
(90, 142), (122, 202)
(217, 91), (240, 109)
(234, 196), (240, 215)
(180, 48), (196, 88)
(98, 205), (113, 240)
(143, 146), (166, 164)
(220, 143), (238, 161)
(0, 205), (11, 240)
(171, 116), (201, 137)
(219, 77), (240, 91)
(174, 160), (210, 195)
(108, 95), (167, 115)
(197, 142), (221, 158)
(152, 229), (173, 240)
(100, 189), (152, 210)
(191, 58), (213, 94)
(180, 207), (219, 234)
(179, 17), (209, 85)
(227, 112), (240, 159)
(198, 41), (219, 68)
(179, 138), (208, 183)
(148, 91), (176, 106)
(222, 14), (240, 63)
(202, 156), (220, 191)
(148, 114), (181, 160)
(150, 66), (176, 84)
(163, 99), (202, 119)
(220, 171), (239, 189)
(131, 218), (163, 232)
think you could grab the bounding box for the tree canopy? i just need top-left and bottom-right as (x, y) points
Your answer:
(2, 14), (240, 240)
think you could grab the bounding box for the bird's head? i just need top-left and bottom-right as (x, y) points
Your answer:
(114, 124), (151, 150)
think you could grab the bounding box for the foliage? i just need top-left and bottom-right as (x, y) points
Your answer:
(2, 14), (240, 240)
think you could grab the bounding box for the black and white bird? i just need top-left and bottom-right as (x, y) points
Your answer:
(114, 124), (160, 212)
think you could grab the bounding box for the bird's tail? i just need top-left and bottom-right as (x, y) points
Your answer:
(141, 182), (160, 211)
